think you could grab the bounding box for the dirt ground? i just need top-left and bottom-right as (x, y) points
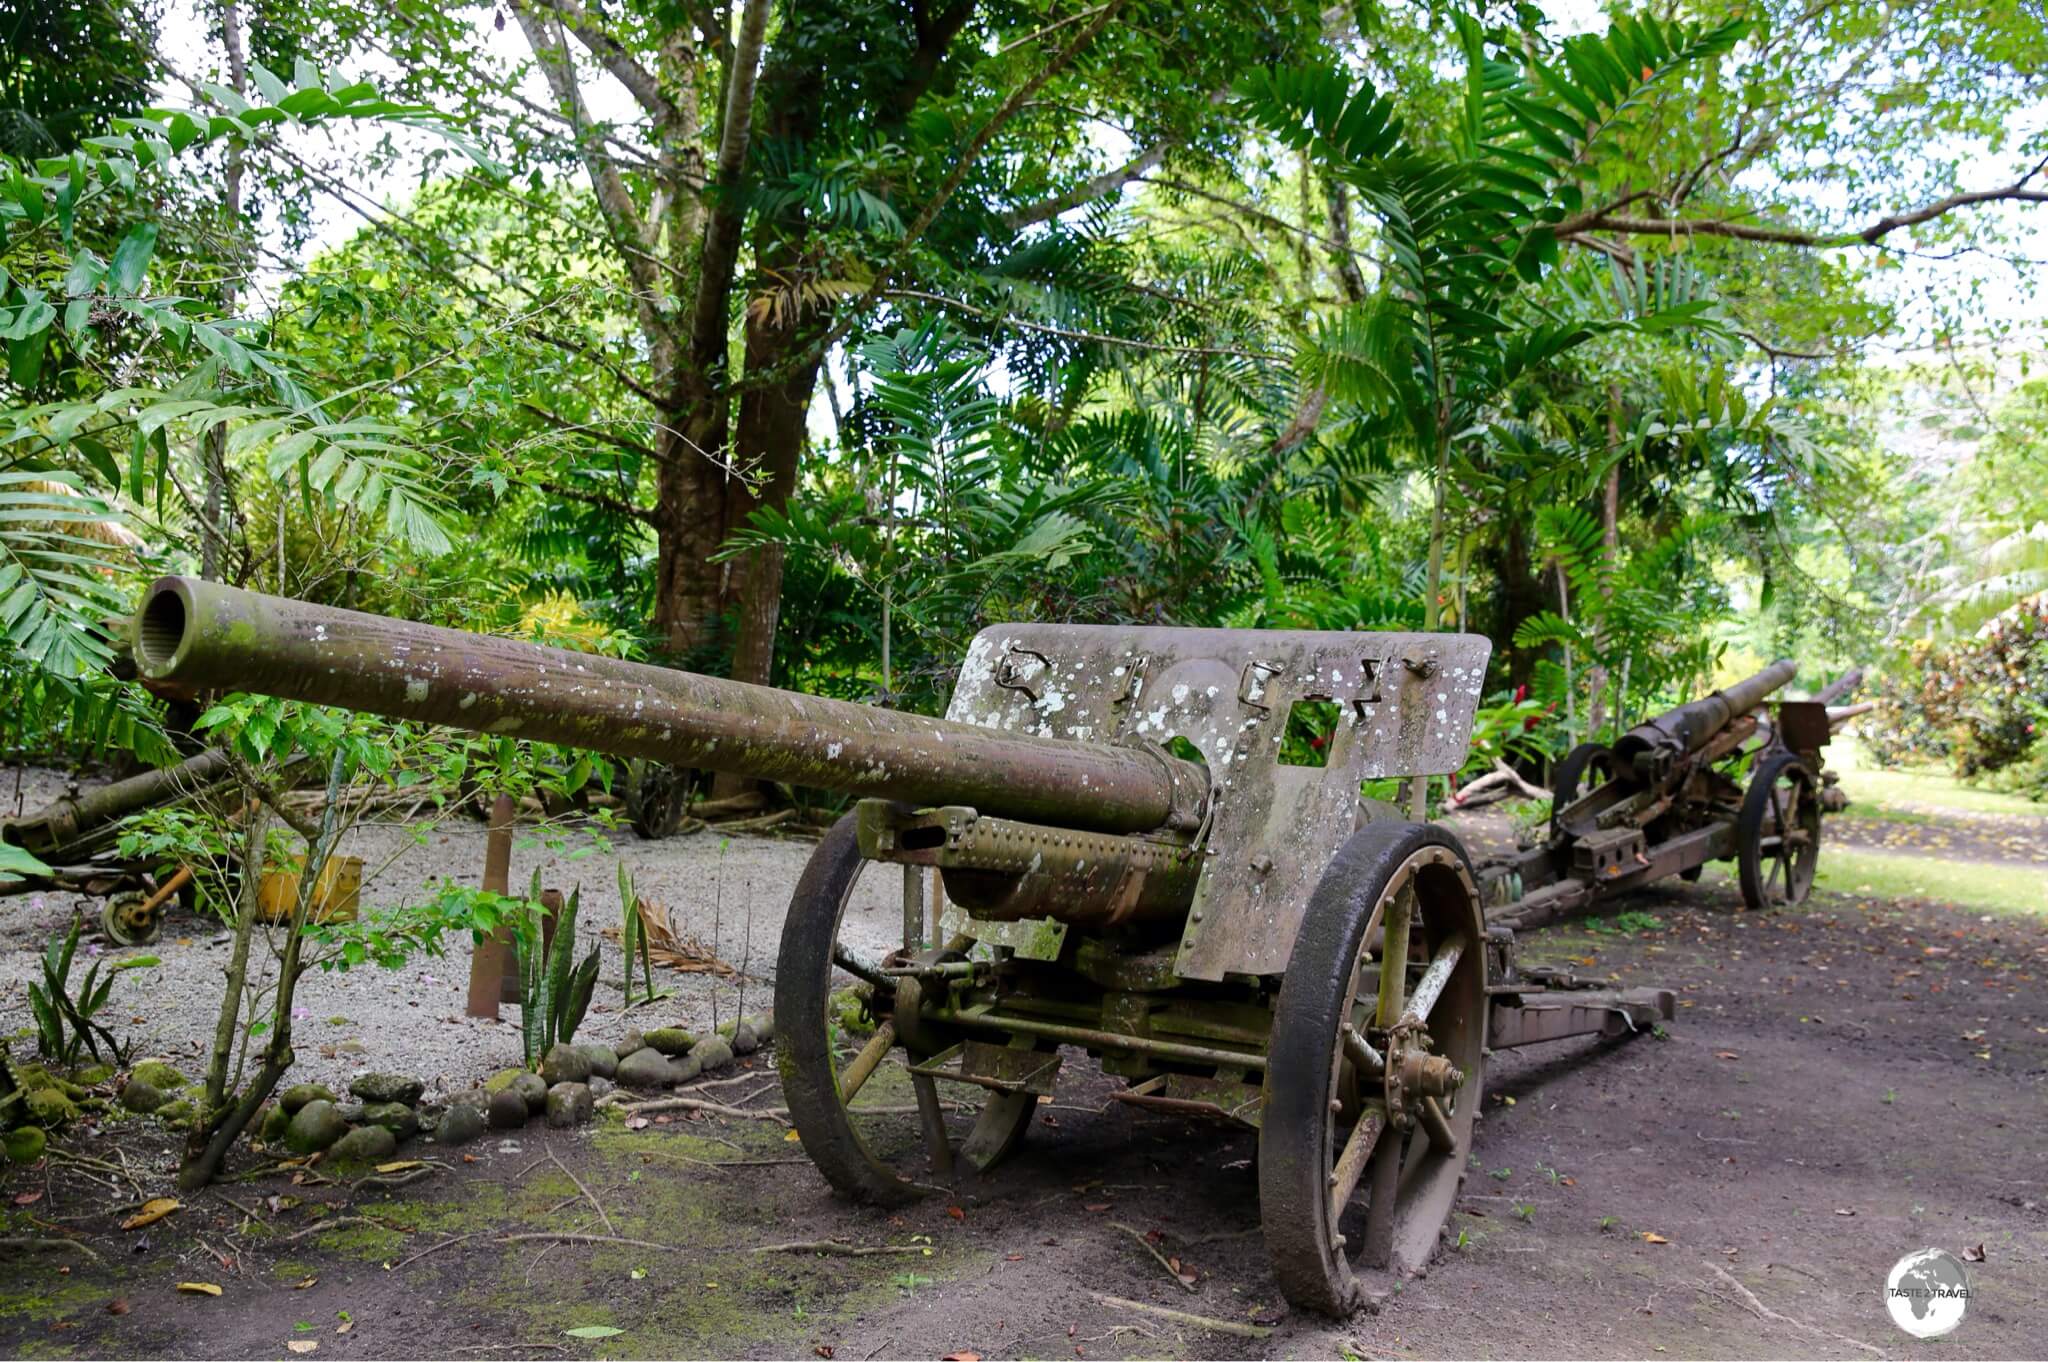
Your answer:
(2, 788), (2044, 1359)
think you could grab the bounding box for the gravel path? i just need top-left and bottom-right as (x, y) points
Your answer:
(0, 767), (861, 1102)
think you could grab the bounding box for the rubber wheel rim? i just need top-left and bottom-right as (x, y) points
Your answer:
(1550, 742), (1616, 834)
(627, 761), (690, 840)
(1737, 751), (1820, 909)
(775, 813), (1035, 1205)
(1259, 821), (1486, 1316)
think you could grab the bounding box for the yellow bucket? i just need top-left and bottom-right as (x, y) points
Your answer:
(257, 854), (362, 925)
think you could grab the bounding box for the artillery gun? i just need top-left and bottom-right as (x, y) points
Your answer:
(1481, 662), (1857, 938)
(131, 575), (1666, 1315)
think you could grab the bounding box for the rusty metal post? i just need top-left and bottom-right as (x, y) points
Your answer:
(466, 793), (515, 1020)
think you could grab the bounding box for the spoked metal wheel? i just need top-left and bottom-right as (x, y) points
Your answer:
(775, 814), (1038, 1205)
(1737, 751), (1820, 910)
(625, 760), (693, 840)
(1261, 822), (1487, 1315)
(1550, 742), (1617, 834)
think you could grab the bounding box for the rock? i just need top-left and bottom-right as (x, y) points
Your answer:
(14, 1065), (85, 1099)
(284, 1099), (348, 1154)
(119, 1079), (165, 1114)
(4, 1127), (46, 1163)
(730, 1021), (758, 1056)
(513, 1072), (549, 1113)
(436, 1100), (487, 1146)
(349, 1072), (425, 1106)
(748, 1013), (775, 1045)
(155, 1099), (195, 1127)
(279, 1082), (337, 1114)
(72, 1063), (113, 1087)
(545, 1082), (593, 1128)
(337, 1103), (367, 1125)
(688, 1035), (734, 1072)
(616, 1048), (678, 1089)
(616, 1029), (646, 1058)
(589, 1076), (615, 1099)
(24, 1088), (75, 1124)
(576, 1044), (618, 1080)
(672, 1054), (703, 1084)
(258, 1104), (291, 1142)
(487, 1088), (529, 1130)
(362, 1101), (420, 1140)
(130, 1060), (186, 1090)
(644, 1027), (696, 1056)
(483, 1068), (525, 1094)
(540, 1043), (592, 1087)
(327, 1124), (398, 1166)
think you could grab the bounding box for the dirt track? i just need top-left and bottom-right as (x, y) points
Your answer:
(2, 800), (2044, 1359)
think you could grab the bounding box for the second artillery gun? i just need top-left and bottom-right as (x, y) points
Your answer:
(1481, 661), (1863, 933)
(132, 575), (1683, 1315)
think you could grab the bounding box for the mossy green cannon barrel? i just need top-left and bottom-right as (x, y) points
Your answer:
(130, 576), (1208, 837)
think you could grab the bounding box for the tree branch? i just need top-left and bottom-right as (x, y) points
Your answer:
(511, 1), (670, 346)
(533, 478), (657, 524)
(519, 401), (661, 462)
(685, 0), (773, 374)
(1001, 138), (1177, 231)
(1559, 158), (2048, 248)
(524, 0), (682, 132)
(804, 0), (1132, 364)
(522, 326), (667, 408)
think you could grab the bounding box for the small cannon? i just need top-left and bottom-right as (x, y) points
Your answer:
(1482, 661), (1845, 935)
(130, 575), (1664, 1314)
(1, 747), (237, 944)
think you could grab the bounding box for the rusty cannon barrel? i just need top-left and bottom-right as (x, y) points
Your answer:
(2, 746), (236, 864)
(1609, 659), (1797, 784)
(130, 577), (1209, 837)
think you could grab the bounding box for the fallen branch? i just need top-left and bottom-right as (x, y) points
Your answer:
(498, 1232), (673, 1251)
(694, 808), (792, 836)
(279, 1214), (393, 1244)
(547, 1148), (615, 1237)
(751, 1239), (929, 1257)
(349, 1164), (445, 1193)
(1092, 1294), (1271, 1339)
(616, 1096), (792, 1125)
(1111, 1222), (1197, 1294)
(0, 1236), (104, 1263)
(390, 1230), (487, 1271)
(1703, 1261), (1886, 1358)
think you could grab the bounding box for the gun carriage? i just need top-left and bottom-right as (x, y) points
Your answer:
(127, 576), (1809, 1314)
(1480, 662), (1862, 931)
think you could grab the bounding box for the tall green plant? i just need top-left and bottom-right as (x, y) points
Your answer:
(1238, 9), (1743, 633)
(28, 917), (157, 1066)
(512, 872), (598, 1064)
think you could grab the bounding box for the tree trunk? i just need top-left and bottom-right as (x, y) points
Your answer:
(649, 403), (733, 663)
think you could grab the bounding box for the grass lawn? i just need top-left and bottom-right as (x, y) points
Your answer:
(1701, 850), (2047, 917)
(1829, 737), (2046, 820)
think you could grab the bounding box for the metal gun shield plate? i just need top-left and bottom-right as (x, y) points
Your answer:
(947, 625), (1492, 979)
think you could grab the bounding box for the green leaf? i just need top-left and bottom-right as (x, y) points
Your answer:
(562, 1327), (624, 1340)
(108, 224), (158, 294)
(0, 842), (54, 878)
(247, 61), (292, 107)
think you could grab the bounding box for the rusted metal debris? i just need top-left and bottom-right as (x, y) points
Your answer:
(125, 574), (1813, 1318)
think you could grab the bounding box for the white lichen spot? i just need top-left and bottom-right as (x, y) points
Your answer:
(826, 742), (843, 760)
(458, 692), (478, 710)
(1171, 683), (1191, 704)
(404, 677), (430, 704)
